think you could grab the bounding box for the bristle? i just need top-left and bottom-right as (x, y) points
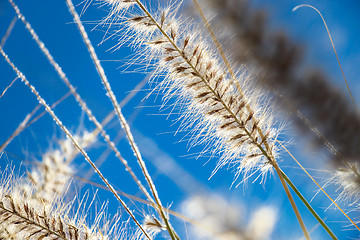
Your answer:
(333, 163), (360, 203)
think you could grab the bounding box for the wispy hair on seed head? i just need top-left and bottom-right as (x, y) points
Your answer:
(100, 0), (282, 185)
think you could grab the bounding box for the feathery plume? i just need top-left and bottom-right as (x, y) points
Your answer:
(101, 0), (281, 182)
(3, 0), (355, 238)
(0, 132), (98, 238)
(142, 215), (166, 237)
(0, 137), (120, 240)
(22, 131), (96, 207)
(0, 171), (112, 240)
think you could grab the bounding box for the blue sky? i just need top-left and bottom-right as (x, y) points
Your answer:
(1, 0), (360, 239)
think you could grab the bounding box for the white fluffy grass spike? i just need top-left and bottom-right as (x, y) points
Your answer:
(23, 131), (95, 208)
(8, 0), (154, 204)
(0, 46), (151, 240)
(0, 169), (114, 240)
(103, 0), (280, 181)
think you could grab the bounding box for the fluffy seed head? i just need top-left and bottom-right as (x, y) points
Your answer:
(0, 169), (111, 240)
(22, 131), (96, 207)
(101, 0), (281, 182)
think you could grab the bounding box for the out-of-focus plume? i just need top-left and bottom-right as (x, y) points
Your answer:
(182, 194), (277, 239)
(22, 131), (96, 208)
(193, 0), (360, 200)
(102, 0), (283, 183)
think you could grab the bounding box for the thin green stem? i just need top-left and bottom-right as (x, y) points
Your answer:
(271, 162), (310, 240)
(280, 169), (337, 240)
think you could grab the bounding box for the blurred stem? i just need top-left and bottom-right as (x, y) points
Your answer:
(280, 169), (337, 240)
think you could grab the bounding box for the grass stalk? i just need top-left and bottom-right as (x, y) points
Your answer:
(293, 4), (356, 109)
(280, 169), (337, 239)
(272, 162), (311, 239)
(66, 1), (178, 239)
(0, 77), (18, 98)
